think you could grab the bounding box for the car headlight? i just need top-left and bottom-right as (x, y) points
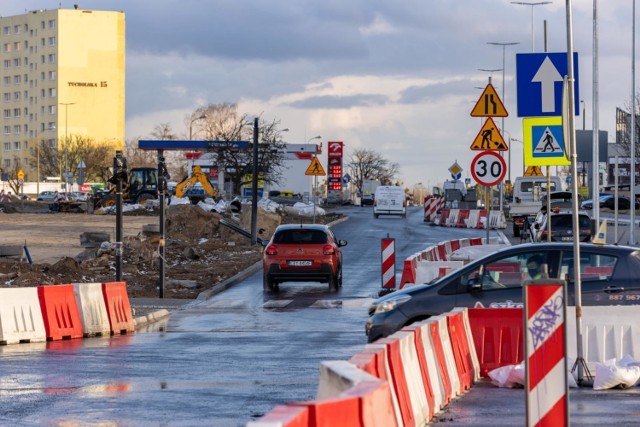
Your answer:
(370, 294), (412, 315)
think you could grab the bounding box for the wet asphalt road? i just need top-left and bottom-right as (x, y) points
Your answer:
(0, 206), (491, 426)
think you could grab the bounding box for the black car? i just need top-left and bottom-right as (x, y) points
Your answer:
(582, 194), (639, 211)
(365, 242), (640, 342)
(530, 210), (592, 242)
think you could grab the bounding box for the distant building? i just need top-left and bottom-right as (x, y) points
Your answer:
(0, 8), (125, 180)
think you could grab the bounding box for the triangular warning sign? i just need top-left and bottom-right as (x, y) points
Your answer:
(524, 166), (544, 177)
(470, 118), (508, 151)
(305, 156), (326, 176)
(533, 126), (563, 154)
(470, 83), (508, 117)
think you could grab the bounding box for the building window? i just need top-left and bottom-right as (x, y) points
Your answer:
(49, 20), (56, 29)
(40, 89), (45, 98)
(48, 122), (55, 130)
(3, 126), (9, 135)
(2, 93), (8, 102)
(13, 125), (20, 135)
(3, 159), (9, 168)
(14, 42), (21, 51)
(48, 70), (56, 80)
(3, 143), (10, 152)
(41, 72), (45, 81)
(2, 27), (9, 36)
(13, 58), (21, 68)
(13, 25), (20, 34)
(13, 75), (20, 84)
(13, 108), (20, 117)
(3, 76), (9, 85)
(41, 21), (45, 30)
(23, 107), (27, 116)
(13, 92), (19, 101)
(48, 105), (56, 115)
(14, 141), (20, 150)
(40, 38), (45, 47)
(48, 54), (56, 63)
(3, 59), (9, 69)
(48, 88), (56, 97)
(48, 37), (55, 46)
(41, 55), (45, 64)
(3, 43), (11, 53)
(3, 109), (10, 118)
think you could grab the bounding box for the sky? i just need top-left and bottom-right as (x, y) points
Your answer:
(3, 1), (637, 190)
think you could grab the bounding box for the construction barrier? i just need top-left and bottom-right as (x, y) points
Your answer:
(38, 284), (84, 341)
(487, 210), (507, 229)
(438, 208), (450, 226)
(446, 209), (459, 227)
(446, 311), (476, 391)
(0, 288), (47, 345)
(246, 405), (309, 427)
(401, 324), (441, 415)
(73, 282), (111, 337)
(414, 261), (464, 284)
(381, 238), (396, 291)
(423, 195), (444, 223)
(102, 281), (135, 335)
(455, 209), (470, 227)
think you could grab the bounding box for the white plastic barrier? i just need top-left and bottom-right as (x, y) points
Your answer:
(73, 282), (111, 337)
(488, 211), (507, 229)
(388, 330), (430, 424)
(448, 243), (506, 263)
(316, 360), (382, 399)
(447, 209), (459, 227)
(366, 343), (403, 426)
(451, 307), (481, 382)
(566, 306), (640, 366)
(431, 316), (461, 399)
(0, 288), (46, 344)
(411, 322), (445, 413)
(414, 261), (465, 284)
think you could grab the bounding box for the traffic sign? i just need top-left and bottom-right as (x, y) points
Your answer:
(470, 118), (508, 151)
(471, 150), (507, 187)
(524, 166), (544, 177)
(516, 52), (580, 117)
(470, 83), (508, 117)
(305, 156), (326, 176)
(523, 117), (570, 167)
(17, 169), (24, 180)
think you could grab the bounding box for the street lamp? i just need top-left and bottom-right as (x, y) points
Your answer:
(487, 41), (520, 183)
(189, 114), (206, 140)
(511, 1), (552, 52)
(60, 102), (75, 189)
(477, 68), (503, 83)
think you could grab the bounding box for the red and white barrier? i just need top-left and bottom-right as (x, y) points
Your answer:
(423, 196), (444, 223)
(0, 288), (47, 345)
(381, 237), (396, 291)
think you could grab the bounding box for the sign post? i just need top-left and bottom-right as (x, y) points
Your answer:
(305, 156), (326, 223)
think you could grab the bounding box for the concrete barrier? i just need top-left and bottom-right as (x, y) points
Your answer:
(0, 288), (46, 345)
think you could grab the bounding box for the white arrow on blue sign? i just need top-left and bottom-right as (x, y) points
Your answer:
(516, 52), (579, 117)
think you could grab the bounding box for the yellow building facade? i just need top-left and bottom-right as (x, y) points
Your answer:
(0, 8), (124, 180)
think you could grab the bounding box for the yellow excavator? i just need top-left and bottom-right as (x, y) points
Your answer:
(174, 165), (220, 203)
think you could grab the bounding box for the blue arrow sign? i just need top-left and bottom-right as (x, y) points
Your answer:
(516, 52), (579, 117)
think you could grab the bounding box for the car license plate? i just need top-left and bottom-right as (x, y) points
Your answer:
(561, 236), (573, 241)
(288, 260), (312, 266)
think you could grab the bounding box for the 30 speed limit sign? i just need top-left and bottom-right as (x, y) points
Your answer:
(471, 150), (507, 187)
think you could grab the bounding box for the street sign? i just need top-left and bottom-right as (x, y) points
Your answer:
(470, 83), (508, 117)
(448, 161), (463, 179)
(305, 156), (326, 176)
(471, 150), (507, 187)
(523, 117), (570, 166)
(17, 169), (24, 180)
(516, 52), (580, 117)
(470, 118), (508, 151)
(342, 173), (351, 183)
(524, 166), (544, 177)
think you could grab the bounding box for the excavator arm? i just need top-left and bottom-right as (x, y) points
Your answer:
(175, 165), (219, 199)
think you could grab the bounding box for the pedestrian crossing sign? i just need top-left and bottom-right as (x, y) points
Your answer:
(470, 117), (508, 151)
(523, 117), (570, 166)
(305, 156), (326, 176)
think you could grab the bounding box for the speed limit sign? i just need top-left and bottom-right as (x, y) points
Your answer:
(471, 150), (507, 187)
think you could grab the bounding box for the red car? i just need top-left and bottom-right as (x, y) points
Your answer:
(263, 224), (347, 291)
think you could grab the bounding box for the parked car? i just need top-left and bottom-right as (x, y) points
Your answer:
(262, 224), (347, 292)
(36, 191), (57, 201)
(67, 191), (91, 201)
(530, 210), (592, 242)
(581, 194), (638, 210)
(365, 242), (640, 342)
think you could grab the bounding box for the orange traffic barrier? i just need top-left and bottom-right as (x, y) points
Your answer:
(399, 256), (418, 288)
(102, 282), (135, 335)
(469, 237), (483, 246)
(37, 284), (83, 341)
(446, 311), (475, 391)
(376, 337), (415, 427)
(247, 404), (309, 427)
(349, 348), (387, 379)
(468, 308), (524, 376)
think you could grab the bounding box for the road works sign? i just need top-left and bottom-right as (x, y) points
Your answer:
(470, 83), (508, 117)
(305, 156), (326, 176)
(470, 118), (508, 151)
(524, 166), (544, 177)
(516, 52), (580, 117)
(523, 117), (570, 166)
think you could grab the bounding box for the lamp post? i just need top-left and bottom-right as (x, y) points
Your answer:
(189, 114), (206, 140)
(511, 1), (552, 52)
(251, 117), (259, 245)
(478, 68), (504, 211)
(60, 102), (75, 190)
(487, 41), (520, 184)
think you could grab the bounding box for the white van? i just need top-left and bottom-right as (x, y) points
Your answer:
(373, 186), (406, 218)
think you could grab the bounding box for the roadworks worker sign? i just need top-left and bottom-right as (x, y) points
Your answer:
(523, 117), (570, 166)
(305, 156), (326, 176)
(470, 117), (508, 151)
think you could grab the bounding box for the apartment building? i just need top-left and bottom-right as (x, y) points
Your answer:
(0, 8), (124, 180)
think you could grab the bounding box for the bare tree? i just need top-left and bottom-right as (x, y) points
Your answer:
(348, 148), (400, 194)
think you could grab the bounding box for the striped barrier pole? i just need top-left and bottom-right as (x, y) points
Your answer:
(380, 236), (396, 295)
(524, 279), (569, 427)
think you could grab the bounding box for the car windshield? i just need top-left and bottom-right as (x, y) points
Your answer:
(273, 229), (328, 244)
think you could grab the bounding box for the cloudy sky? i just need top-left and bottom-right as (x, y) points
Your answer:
(4, 1), (636, 189)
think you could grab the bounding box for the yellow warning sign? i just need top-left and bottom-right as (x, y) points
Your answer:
(470, 83), (508, 117)
(470, 118), (508, 151)
(523, 166), (544, 177)
(305, 156), (326, 176)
